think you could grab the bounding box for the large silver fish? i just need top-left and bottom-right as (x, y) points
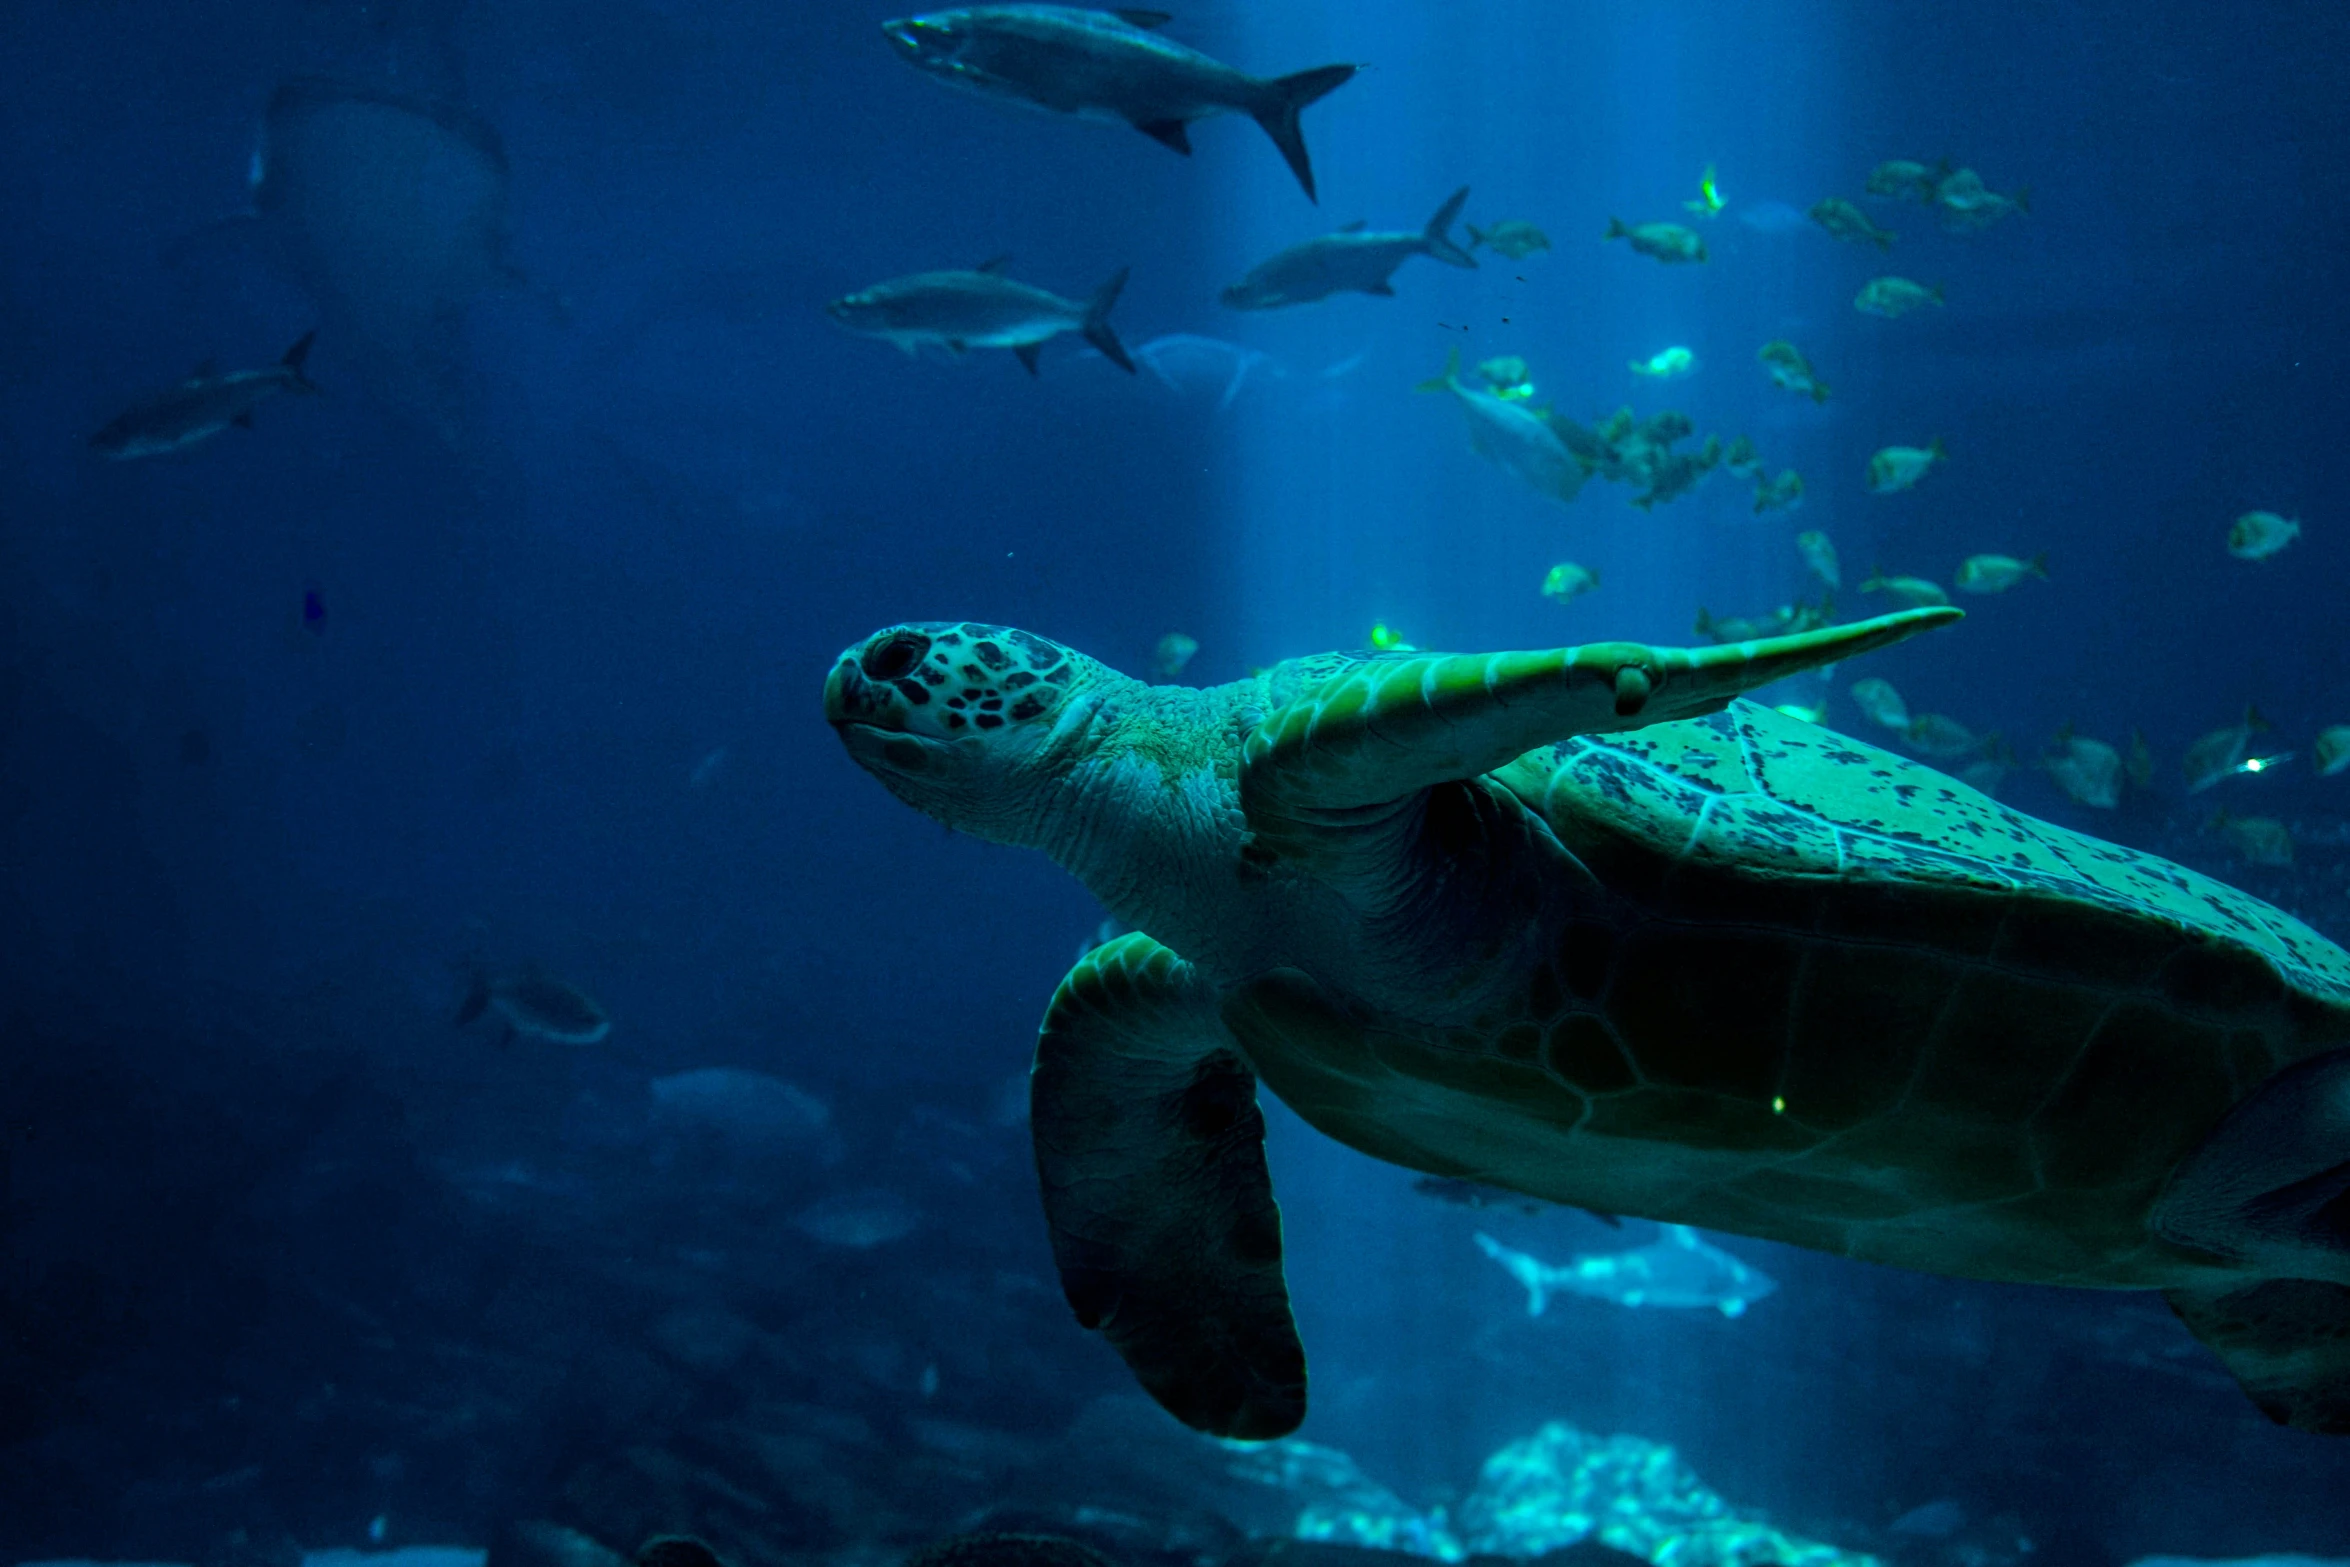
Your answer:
(1221, 187), (1475, 309)
(883, 6), (1358, 200)
(90, 332), (320, 459)
(827, 257), (1134, 375)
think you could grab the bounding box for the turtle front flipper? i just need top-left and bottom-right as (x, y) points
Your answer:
(1030, 932), (1306, 1439)
(1244, 607), (1960, 814)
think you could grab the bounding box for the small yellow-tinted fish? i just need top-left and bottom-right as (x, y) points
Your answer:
(1867, 159), (1949, 203)
(1752, 468), (1804, 515)
(1153, 631), (1199, 678)
(1540, 561), (1600, 603)
(2212, 811), (2293, 867)
(1605, 217), (1707, 263)
(1467, 220), (1551, 260)
(1955, 553), (2047, 593)
(1630, 346), (1696, 378)
(1774, 700), (1826, 724)
(1934, 167), (2029, 232)
(1796, 529), (1840, 588)
(1867, 440), (1946, 494)
(1855, 276), (1944, 318)
(1859, 569), (1949, 608)
(1905, 712), (1983, 759)
(2126, 729), (2155, 791)
(2183, 706), (2271, 793)
(1693, 598), (1831, 645)
(1848, 676), (1910, 731)
(1756, 339), (1830, 403)
(1957, 751), (2009, 797)
(2313, 726), (2350, 777)
(1477, 355), (1533, 395)
(2227, 510), (2301, 561)
(1809, 197), (1895, 250)
(1369, 622), (1416, 652)
(2044, 730), (2121, 809)
(1683, 163), (1725, 219)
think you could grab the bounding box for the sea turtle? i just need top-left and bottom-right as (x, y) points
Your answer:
(823, 612), (2350, 1439)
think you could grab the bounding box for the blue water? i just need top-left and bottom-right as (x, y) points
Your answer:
(5, 2), (2349, 1565)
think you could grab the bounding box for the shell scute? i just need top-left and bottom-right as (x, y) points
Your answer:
(1583, 1086), (1818, 1156)
(1603, 926), (1800, 1100)
(1542, 1012), (1638, 1094)
(1910, 972), (2114, 1120)
(1805, 1113), (2038, 1208)
(1778, 945), (1946, 1129)
(2032, 1002), (2235, 1191)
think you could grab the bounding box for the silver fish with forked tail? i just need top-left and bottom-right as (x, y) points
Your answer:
(883, 6), (1358, 201)
(1222, 187), (1477, 309)
(827, 258), (1134, 376)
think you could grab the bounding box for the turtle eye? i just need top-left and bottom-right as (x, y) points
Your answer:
(863, 632), (930, 682)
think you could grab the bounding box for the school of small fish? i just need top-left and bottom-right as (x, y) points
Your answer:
(87, 23), (2326, 887)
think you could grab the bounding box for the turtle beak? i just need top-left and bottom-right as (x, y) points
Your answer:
(824, 658), (900, 733)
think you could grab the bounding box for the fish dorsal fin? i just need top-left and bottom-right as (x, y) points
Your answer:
(1134, 118), (1193, 156)
(975, 254), (1012, 275)
(1240, 609), (1962, 827)
(1114, 8), (1174, 26)
(1337, 219), (1368, 232)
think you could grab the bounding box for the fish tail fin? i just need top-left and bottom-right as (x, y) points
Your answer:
(2015, 185), (2032, 214)
(1465, 223), (1487, 250)
(1605, 216), (1628, 239)
(1253, 64), (1358, 203)
(1412, 345), (1460, 393)
(1875, 230), (1896, 251)
(1812, 380), (1831, 403)
(1081, 268), (1136, 374)
(454, 971), (491, 1027)
(2030, 552), (2049, 579)
(281, 329), (322, 392)
(1930, 436), (1948, 459)
(2247, 703), (2270, 733)
(1421, 186), (1476, 267)
(1693, 607), (1714, 637)
(1932, 282), (1947, 303)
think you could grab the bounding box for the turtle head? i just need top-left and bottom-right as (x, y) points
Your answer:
(825, 622), (1110, 844)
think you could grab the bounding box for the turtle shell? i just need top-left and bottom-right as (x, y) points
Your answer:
(1229, 701), (2350, 1291)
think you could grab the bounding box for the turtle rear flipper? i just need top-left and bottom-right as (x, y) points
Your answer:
(1242, 607), (1961, 819)
(2152, 1047), (2350, 1285)
(1031, 933), (1305, 1439)
(2155, 1046), (2350, 1433)
(2167, 1280), (2350, 1434)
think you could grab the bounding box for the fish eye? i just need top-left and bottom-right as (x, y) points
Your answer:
(863, 631), (930, 682)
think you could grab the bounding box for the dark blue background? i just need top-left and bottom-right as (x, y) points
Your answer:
(4, 1), (2348, 1562)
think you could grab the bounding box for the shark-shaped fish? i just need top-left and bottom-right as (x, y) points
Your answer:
(827, 257), (1134, 375)
(1222, 187), (1476, 309)
(1475, 1226), (1777, 1318)
(882, 6), (1358, 201)
(90, 331), (320, 459)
